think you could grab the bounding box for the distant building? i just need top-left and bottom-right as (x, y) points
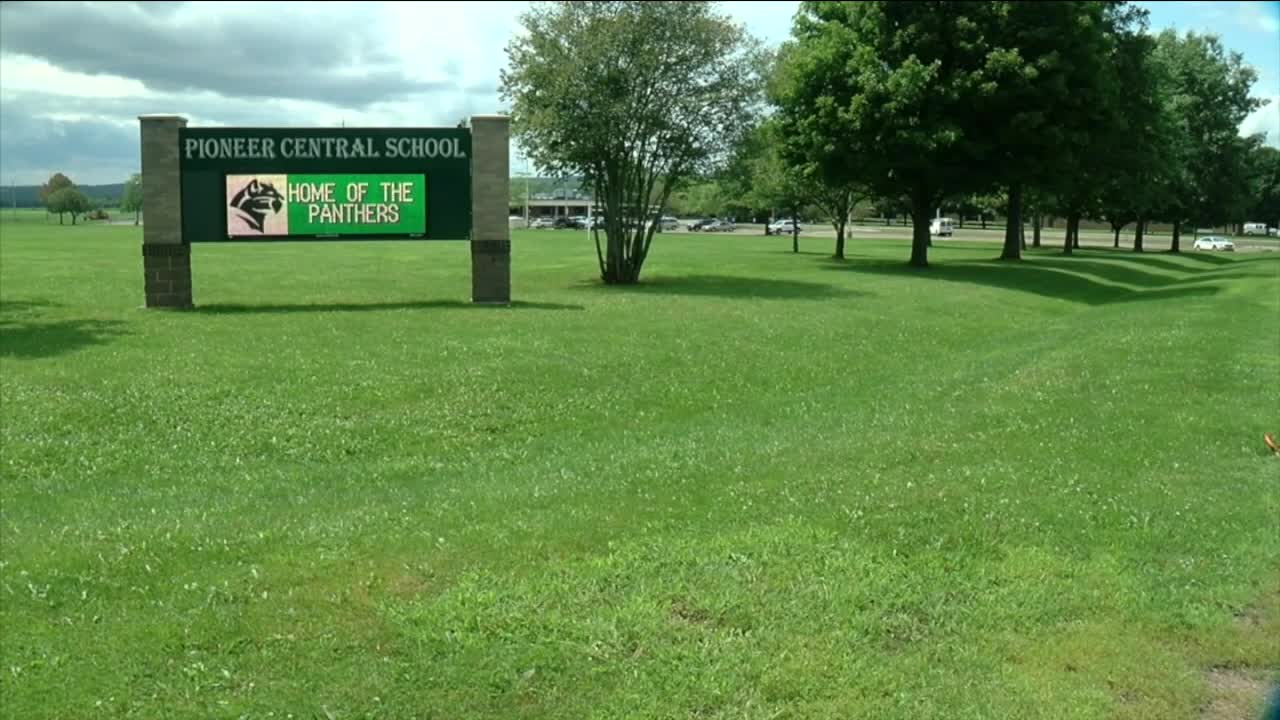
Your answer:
(517, 193), (596, 219)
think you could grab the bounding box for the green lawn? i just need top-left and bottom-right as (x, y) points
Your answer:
(2, 210), (1278, 719)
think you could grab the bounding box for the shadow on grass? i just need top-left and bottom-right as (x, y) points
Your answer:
(1, 300), (128, 359)
(193, 299), (584, 315)
(823, 257), (1226, 305)
(573, 273), (865, 300)
(1024, 247), (1271, 271)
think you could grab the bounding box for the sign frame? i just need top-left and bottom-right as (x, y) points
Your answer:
(178, 126), (473, 243)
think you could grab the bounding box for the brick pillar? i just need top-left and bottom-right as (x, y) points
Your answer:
(469, 115), (511, 304)
(138, 114), (192, 308)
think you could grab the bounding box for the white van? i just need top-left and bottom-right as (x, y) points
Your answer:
(930, 218), (955, 237)
(1243, 222), (1268, 236)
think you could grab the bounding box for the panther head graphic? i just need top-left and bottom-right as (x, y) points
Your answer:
(229, 179), (284, 233)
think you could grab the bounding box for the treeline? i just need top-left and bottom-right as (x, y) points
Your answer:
(25, 173), (143, 225)
(502, 1), (1276, 283)
(2, 182), (126, 209)
(757, 1), (1277, 263)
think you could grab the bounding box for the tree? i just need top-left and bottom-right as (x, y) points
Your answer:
(984, 2), (1145, 261)
(746, 124), (814, 253)
(501, 1), (765, 284)
(1245, 146), (1280, 228)
(40, 173), (75, 223)
(812, 176), (866, 259)
(47, 187), (89, 225)
(121, 173), (143, 225)
(1150, 30), (1263, 252)
(776, 3), (1011, 266)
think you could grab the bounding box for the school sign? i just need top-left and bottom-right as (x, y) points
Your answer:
(138, 116), (510, 307)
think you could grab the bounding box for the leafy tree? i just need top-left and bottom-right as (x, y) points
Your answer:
(47, 187), (89, 225)
(774, 2), (1012, 267)
(987, 1), (1144, 260)
(811, 177), (866, 259)
(669, 181), (729, 219)
(40, 173), (75, 223)
(1245, 146), (1280, 228)
(746, 127), (813, 252)
(1150, 30), (1262, 251)
(121, 173), (144, 225)
(501, 0), (765, 284)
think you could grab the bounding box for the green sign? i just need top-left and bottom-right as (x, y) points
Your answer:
(226, 174), (426, 237)
(180, 127), (471, 242)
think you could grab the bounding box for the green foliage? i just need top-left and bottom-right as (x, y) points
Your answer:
(774, 1), (1026, 265)
(45, 187), (89, 225)
(1151, 30), (1263, 233)
(668, 181), (728, 218)
(121, 173), (143, 224)
(501, 0), (765, 283)
(1246, 146), (1280, 226)
(2, 215), (1278, 718)
(37, 173), (73, 205)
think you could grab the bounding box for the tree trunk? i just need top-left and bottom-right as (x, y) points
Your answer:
(833, 220), (846, 259)
(1133, 217), (1145, 252)
(134, 209), (140, 225)
(1170, 221), (1180, 253)
(909, 191), (931, 267)
(1000, 184), (1023, 260)
(1063, 214), (1078, 255)
(1113, 226), (1121, 248)
(981, 215), (987, 230)
(1033, 214), (1041, 248)
(1020, 221), (1026, 250)
(58, 212), (64, 225)
(1072, 221), (1080, 249)
(884, 215), (890, 226)
(958, 216), (965, 229)
(792, 202), (800, 253)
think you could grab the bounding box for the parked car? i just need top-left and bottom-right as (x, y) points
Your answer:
(767, 218), (801, 235)
(1243, 222), (1268, 235)
(554, 216), (585, 230)
(930, 218), (955, 236)
(530, 217), (555, 229)
(687, 218), (716, 231)
(704, 219), (736, 232)
(657, 216), (680, 231)
(1193, 235), (1235, 251)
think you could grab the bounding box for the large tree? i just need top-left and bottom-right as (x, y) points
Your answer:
(980, 1), (1133, 261)
(46, 187), (89, 225)
(1245, 146), (1280, 229)
(1150, 30), (1262, 251)
(40, 173), (74, 223)
(501, 1), (764, 284)
(121, 173), (143, 225)
(773, 2), (1009, 267)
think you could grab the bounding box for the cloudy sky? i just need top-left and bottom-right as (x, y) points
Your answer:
(1, 1), (1276, 186)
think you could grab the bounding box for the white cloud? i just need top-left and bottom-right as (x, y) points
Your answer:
(1241, 95), (1280, 147)
(1237, 2), (1280, 33)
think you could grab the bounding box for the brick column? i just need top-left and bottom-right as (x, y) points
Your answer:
(138, 114), (192, 309)
(469, 115), (511, 304)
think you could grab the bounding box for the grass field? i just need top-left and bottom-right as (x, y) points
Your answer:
(2, 209), (1278, 719)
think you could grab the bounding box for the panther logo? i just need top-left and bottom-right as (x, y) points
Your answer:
(228, 178), (284, 233)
